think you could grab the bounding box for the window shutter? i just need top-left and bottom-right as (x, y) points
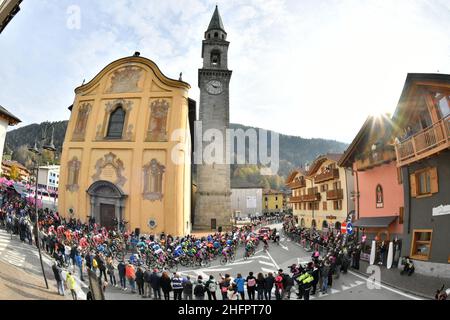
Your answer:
(410, 173), (417, 197)
(399, 207), (404, 224)
(430, 167), (439, 194)
(397, 168), (403, 184)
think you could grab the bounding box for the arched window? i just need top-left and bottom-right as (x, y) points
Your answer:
(208, 33), (211, 39)
(322, 220), (328, 230)
(211, 51), (220, 66)
(311, 219), (317, 229)
(214, 32), (218, 38)
(107, 106), (125, 139)
(335, 222), (341, 232)
(376, 184), (384, 208)
(301, 218), (305, 227)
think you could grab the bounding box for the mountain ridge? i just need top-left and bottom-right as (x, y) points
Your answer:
(5, 121), (348, 189)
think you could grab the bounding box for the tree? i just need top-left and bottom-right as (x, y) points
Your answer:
(9, 164), (20, 181)
(12, 145), (32, 168)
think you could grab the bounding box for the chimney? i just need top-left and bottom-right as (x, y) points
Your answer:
(134, 51), (141, 57)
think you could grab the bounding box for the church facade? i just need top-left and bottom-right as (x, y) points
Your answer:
(58, 54), (193, 236)
(194, 6), (233, 230)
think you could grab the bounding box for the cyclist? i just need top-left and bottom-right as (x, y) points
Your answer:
(173, 244), (184, 258)
(222, 244), (232, 261)
(262, 235), (269, 251)
(273, 230), (280, 244)
(245, 239), (254, 257)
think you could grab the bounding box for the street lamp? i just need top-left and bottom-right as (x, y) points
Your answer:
(28, 127), (56, 290)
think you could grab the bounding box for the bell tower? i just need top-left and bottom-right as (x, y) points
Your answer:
(195, 6), (232, 231)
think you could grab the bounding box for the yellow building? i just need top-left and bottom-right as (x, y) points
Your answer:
(58, 54), (194, 236)
(286, 154), (355, 230)
(263, 190), (285, 214)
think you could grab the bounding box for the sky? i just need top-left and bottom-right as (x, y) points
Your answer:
(0, 0), (449, 143)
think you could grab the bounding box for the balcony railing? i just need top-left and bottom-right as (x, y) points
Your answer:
(289, 193), (321, 203)
(395, 115), (450, 167)
(326, 189), (343, 200)
(301, 193), (321, 202)
(355, 148), (396, 171)
(314, 169), (339, 183)
(286, 179), (306, 189)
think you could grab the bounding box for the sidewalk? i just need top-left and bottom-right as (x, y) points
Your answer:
(0, 229), (86, 300)
(0, 259), (66, 300)
(352, 260), (447, 300)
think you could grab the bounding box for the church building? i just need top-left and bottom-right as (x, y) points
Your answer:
(58, 53), (194, 236)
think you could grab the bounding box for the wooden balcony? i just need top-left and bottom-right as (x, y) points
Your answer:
(301, 193), (321, 202)
(286, 179), (306, 189)
(326, 189), (343, 200)
(395, 115), (450, 167)
(289, 193), (321, 203)
(314, 169), (339, 183)
(355, 149), (396, 171)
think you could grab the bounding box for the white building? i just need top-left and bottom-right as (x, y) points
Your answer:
(37, 165), (60, 192)
(0, 105), (21, 172)
(231, 184), (263, 219)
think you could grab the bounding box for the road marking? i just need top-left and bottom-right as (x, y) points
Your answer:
(330, 288), (341, 294)
(261, 267), (276, 273)
(250, 255), (269, 260)
(200, 268), (231, 272)
(264, 250), (280, 270)
(258, 260), (275, 267)
(227, 260), (254, 267)
(194, 270), (209, 279)
(347, 270), (423, 300)
(280, 244), (289, 251)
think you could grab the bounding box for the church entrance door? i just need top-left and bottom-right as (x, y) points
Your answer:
(100, 204), (116, 230)
(87, 180), (128, 232)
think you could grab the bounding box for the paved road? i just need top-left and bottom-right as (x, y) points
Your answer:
(104, 224), (423, 300)
(0, 229), (86, 300)
(0, 225), (424, 300)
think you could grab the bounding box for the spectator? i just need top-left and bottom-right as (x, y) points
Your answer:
(194, 276), (206, 300)
(52, 262), (64, 296)
(256, 273), (265, 300)
(160, 271), (172, 300)
(246, 272), (257, 300)
(219, 274), (231, 300)
(274, 270), (284, 300)
(172, 273), (184, 300)
(143, 267), (153, 298)
(321, 260), (331, 294)
(136, 267), (145, 297)
(66, 272), (77, 300)
(75, 253), (84, 282)
(106, 256), (117, 287)
(125, 262), (136, 294)
(205, 275), (218, 300)
(150, 268), (162, 300)
(264, 272), (275, 300)
(182, 276), (193, 300)
(234, 274), (245, 300)
(117, 260), (126, 290)
(227, 284), (238, 300)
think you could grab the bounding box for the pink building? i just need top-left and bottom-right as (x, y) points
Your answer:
(339, 115), (404, 261)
